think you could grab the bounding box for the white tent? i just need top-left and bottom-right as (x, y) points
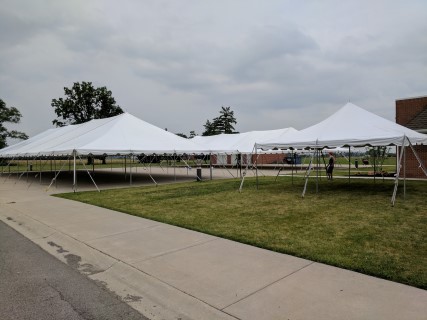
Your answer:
(0, 113), (208, 157)
(0, 113), (215, 191)
(255, 102), (427, 205)
(257, 103), (427, 149)
(192, 127), (298, 154)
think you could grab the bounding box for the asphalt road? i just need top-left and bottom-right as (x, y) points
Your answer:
(0, 221), (149, 320)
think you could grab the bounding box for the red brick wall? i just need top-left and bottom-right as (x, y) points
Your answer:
(396, 96), (427, 126)
(398, 145), (427, 178)
(396, 96), (427, 179)
(252, 153), (286, 164)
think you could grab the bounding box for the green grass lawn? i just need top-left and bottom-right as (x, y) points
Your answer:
(55, 176), (427, 289)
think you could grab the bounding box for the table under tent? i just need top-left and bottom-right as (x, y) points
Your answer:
(253, 103), (427, 206)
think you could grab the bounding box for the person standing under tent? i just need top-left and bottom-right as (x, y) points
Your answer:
(326, 152), (335, 180)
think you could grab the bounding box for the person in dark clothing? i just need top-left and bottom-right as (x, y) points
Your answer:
(326, 152), (335, 180)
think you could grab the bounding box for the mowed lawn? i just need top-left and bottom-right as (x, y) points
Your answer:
(55, 176), (427, 289)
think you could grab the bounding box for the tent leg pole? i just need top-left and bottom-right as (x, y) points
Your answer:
(373, 148), (376, 183)
(130, 155), (133, 186)
(255, 148), (259, 190)
(316, 149), (319, 193)
(348, 146), (351, 184)
(124, 156), (127, 180)
(73, 151), (77, 192)
(403, 144), (406, 200)
(210, 153), (213, 180)
(291, 150), (294, 186)
(391, 136), (406, 206)
(302, 150), (314, 198)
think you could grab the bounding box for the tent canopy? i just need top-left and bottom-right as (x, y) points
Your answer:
(257, 103), (427, 149)
(0, 113), (210, 157)
(192, 127), (298, 154)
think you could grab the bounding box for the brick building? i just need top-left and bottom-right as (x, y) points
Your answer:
(395, 96), (427, 178)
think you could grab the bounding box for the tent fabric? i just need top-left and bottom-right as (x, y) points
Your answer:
(192, 128), (298, 154)
(257, 103), (427, 150)
(0, 113), (211, 157)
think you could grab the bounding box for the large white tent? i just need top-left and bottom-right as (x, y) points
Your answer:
(0, 113), (209, 157)
(257, 102), (427, 149)
(192, 128), (298, 154)
(0, 113), (216, 192)
(254, 102), (427, 205)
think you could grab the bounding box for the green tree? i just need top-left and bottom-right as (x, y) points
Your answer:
(51, 82), (124, 127)
(0, 99), (28, 149)
(176, 133), (188, 138)
(202, 106), (237, 136)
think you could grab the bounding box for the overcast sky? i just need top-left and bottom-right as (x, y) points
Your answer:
(1, 0), (426, 140)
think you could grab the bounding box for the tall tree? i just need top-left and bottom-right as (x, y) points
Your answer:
(51, 82), (123, 127)
(218, 106), (237, 134)
(202, 106), (237, 136)
(0, 99), (28, 149)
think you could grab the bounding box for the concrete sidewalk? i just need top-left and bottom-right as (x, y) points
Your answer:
(0, 176), (426, 320)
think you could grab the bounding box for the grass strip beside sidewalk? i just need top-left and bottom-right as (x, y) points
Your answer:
(55, 177), (427, 289)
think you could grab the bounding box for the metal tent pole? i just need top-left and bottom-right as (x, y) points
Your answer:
(348, 146), (351, 184)
(174, 153), (176, 182)
(391, 136), (406, 206)
(210, 153), (213, 180)
(291, 150), (294, 185)
(316, 149), (319, 193)
(403, 143), (406, 199)
(255, 147), (259, 190)
(73, 151), (77, 192)
(124, 156), (127, 180)
(130, 154), (133, 186)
